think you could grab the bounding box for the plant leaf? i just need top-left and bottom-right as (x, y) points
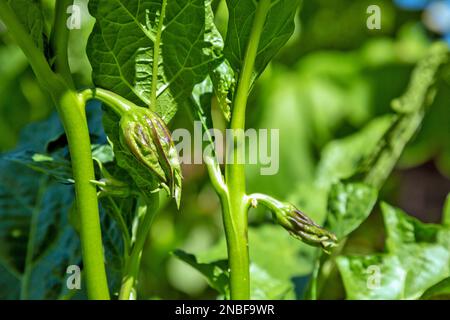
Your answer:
(336, 254), (406, 300)
(224, 0), (301, 83)
(337, 203), (450, 300)
(326, 182), (378, 239)
(7, 0), (45, 51)
(316, 116), (393, 187)
(0, 159), (81, 300)
(420, 277), (450, 300)
(382, 203), (450, 299)
(0, 106), (126, 299)
(87, 0), (219, 122)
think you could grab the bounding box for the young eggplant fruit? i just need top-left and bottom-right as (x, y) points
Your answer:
(250, 194), (337, 253)
(119, 106), (182, 208)
(274, 204), (337, 253)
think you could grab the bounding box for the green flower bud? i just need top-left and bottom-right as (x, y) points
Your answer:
(119, 107), (182, 208)
(250, 193), (337, 253)
(275, 204), (337, 253)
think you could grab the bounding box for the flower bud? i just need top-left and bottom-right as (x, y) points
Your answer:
(119, 107), (182, 207)
(274, 204), (337, 253)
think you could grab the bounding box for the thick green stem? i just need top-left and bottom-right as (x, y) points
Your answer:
(0, 1), (110, 299)
(60, 90), (110, 300)
(119, 194), (159, 300)
(223, 0), (271, 300)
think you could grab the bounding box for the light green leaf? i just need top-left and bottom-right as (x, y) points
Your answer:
(326, 182), (378, 239)
(382, 203), (450, 299)
(337, 254), (406, 300)
(87, 0), (219, 122)
(337, 203), (450, 300)
(224, 0), (301, 82)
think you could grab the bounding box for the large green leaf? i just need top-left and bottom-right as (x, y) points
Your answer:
(337, 203), (450, 300)
(0, 106), (126, 299)
(336, 254), (406, 300)
(0, 160), (81, 300)
(87, 0), (220, 122)
(382, 203), (450, 299)
(224, 0), (301, 82)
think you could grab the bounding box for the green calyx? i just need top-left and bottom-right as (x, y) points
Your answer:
(119, 106), (182, 208)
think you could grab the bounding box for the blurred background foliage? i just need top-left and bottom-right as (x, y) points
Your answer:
(0, 0), (449, 299)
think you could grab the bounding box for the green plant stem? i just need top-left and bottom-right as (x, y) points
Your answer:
(223, 0), (271, 300)
(50, 0), (74, 87)
(0, 1), (57, 91)
(0, 1), (110, 299)
(79, 88), (133, 115)
(119, 194), (159, 300)
(59, 90), (111, 300)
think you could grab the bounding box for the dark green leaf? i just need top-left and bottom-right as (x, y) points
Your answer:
(420, 277), (450, 300)
(224, 0), (301, 82)
(87, 0), (219, 122)
(0, 160), (81, 300)
(5, 150), (74, 184)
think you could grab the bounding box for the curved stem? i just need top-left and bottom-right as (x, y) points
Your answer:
(119, 194), (159, 300)
(79, 87), (134, 115)
(223, 0), (271, 300)
(247, 193), (285, 212)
